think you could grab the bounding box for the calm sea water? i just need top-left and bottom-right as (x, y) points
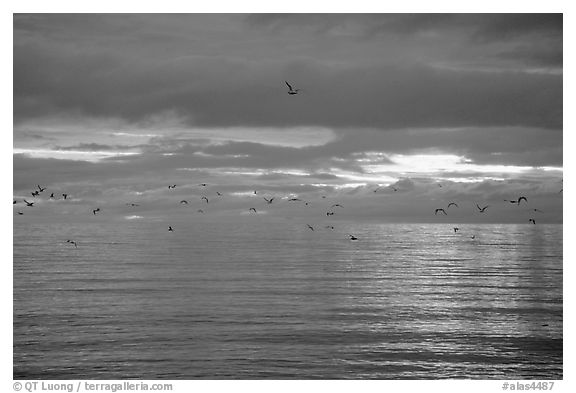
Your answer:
(13, 221), (562, 379)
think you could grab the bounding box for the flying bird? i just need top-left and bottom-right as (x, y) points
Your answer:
(447, 202), (459, 209)
(66, 239), (78, 248)
(216, 192), (222, 196)
(31, 191), (39, 197)
(504, 199), (518, 204)
(249, 208), (257, 213)
(349, 234), (358, 241)
(92, 208), (101, 215)
(201, 196), (209, 204)
(253, 190), (257, 195)
(23, 200), (34, 207)
(37, 185), (46, 192)
(126, 203), (139, 207)
(13, 200), (16, 204)
(199, 183), (207, 187)
(285, 81), (300, 95)
(435, 208), (447, 215)
(62, 193), (68, 200)
(325, 225), (335, 230)
(476, 204), (489, 213)
(50, 193), (55, 198)
(264, 197), (274, 204)
(288, 198), (302, 202)
(306, 224), (314, 231)
(180, 200), (188, 205)
(529, 218), (536, 225)
(331, 204), (343, 208)
(17, 211), (23, 215)
(326, 211), (335, 216)
(168, 185), (177, 189)
(168, 226), (174, 232)
(532, 208), (544, 213)
(453, 227), (459, 233)
(517, 196), (527, 205)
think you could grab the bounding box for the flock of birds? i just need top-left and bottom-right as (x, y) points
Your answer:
(13, 81), (561, 248)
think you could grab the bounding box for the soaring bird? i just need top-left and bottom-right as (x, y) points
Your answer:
(435, 208), (447, 215)
(62, 193), (68, 200)
(532, 208), (544, 213)
(349, 234), (358, 241)
(37, 185), (46, 192)
(504, 199), (518, 204)
(180, 200), (188, 205)
(13, 200), (16, 204)
(517, 196), (528, 205)
(31, 191), (39, 197)
(325, 225), (335, 230)
(326, 211), (335, 216)
(476, 204), (489, 213)
(168, 185), (177, 189)
(199, 183), (207, 187)
(253, 190), (257, 195)
(201, 196), (209, 204)
(264, 197), (274, 204)
(17, 211), (23, 215)
(66, 239), (78, 248)
(288, 198), (302, 202)
(126, 203), (139, 207)
(50, 193), (55, 198)
(529, 218), (536, 225)
(168, 226), (174, 232)
(453, 227), (459, 233)
(331, 204), (343, 208)
(92, 208), (101, 215)
(216, 192), (222, 196)
(285, 81), (300, 95)
(306, 224), (314, 231)
(447, 202), (459, 209)
(249, 207), (257, 213)
(23, 200), (34, 207)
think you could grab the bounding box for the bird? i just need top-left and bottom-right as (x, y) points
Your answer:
(168, 226), (174, 232)
(66, 239), (78, 248)
(476, 204), (489, 213)
(23, 200), (34, 207)
(31, 191), (39, 197)
(62, 193), (68, 200)
(216, 192), (222, 196)
(180, 200), (188, 205)
(435, 208), (447, 215)
(249, 207), (257, 213)
(199, 183), (207, 187)
(471, 235), (476, 239)
(517, 196), (528, 205)
(349, 234), (358, 241)
(532, 208), (544, 213)
(17, 211), (23, 215)
(50, 193), (54, 198)
(264, 197), (274, 204)
(201, 196), (209, 204)
(453, 227), (459, 233)
(326, 211), (335, 216)
(126, 203), (139, 207)
(447, 202), (459, 209)
(92, 208), (101, 215)
(37, 185), (46, 192)
(253, 190), (257, 195)
(288, 198), (302, 202)
(13, 200), (16, 204)
(529, 218), (536, 225)
(504, 199), (518, 204)
(331, 204), (343, 208)
(168, 185), (177, 189)
(285, 81), (300, 95)
(325, 225), (335, 230)
(306, 224), (314, 231)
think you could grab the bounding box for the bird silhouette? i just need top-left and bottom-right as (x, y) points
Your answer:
(50, 193), (55, 198)
(306, 224), (314, 231)
(476, 204), (489, 213)
(92, 208), (101, 215)
(66, 239), (78, 248)
(264, 197), (274, 204)
(529, 218), (536, 225)
(23, 200), (34, 207)
(285, 81), (300, 95)
(31, 191), (39, 197)
(199, 183), (207, 187)
(435, 208), (447, 215)
(249, 208), (257, 213)
(37, 185), (46, 192)
(216, 192), (222, 196)
(168, 226), (174, 232)
(349, 234), (358, 241)
(201, 196), (209, 204)
(331, 204), (343, 208)
(180, 200), (188, 205)
(288, 198), (301, 202)
(168, 185), (177, 189)
(447, 202), (459, 209)
(62, 193), (68, 200)
(532, 208), (544, 213)
(13, 200), (16, 204)
(17, 211), (23, 215)
(126, 203), (139, 207)
(518, 196), (528, 205)
(453, 227), (459, 233)
(325, 225), (335, 230)
(326, 211), (335, 216)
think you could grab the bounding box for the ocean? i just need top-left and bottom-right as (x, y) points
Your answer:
(13, 221), (562, 379)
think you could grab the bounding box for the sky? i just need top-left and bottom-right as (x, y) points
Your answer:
(12, 13), (563, 223)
